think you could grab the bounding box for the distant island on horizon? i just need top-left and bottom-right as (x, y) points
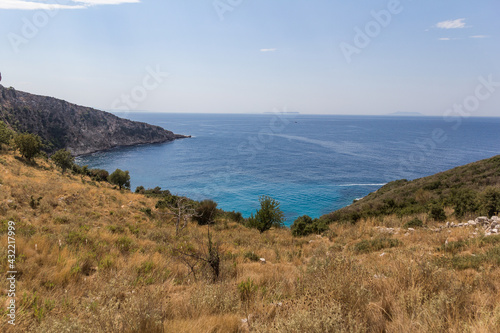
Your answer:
(387, 111), (425, 116)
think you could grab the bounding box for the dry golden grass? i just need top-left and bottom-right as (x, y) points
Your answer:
(1, 151), (500, 332)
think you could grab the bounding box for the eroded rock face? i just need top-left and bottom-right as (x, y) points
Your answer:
(0, 85), (189, 156)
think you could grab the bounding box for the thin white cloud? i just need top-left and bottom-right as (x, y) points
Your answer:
(260, 48), (277, 52)
(438, 37), (461, 41)
(75, 0), (140, 5)
(436, 18), (467, 29)
(470, 35), (489, 39)
(0, 0), (138, 10)
(0, 0), (83, 10)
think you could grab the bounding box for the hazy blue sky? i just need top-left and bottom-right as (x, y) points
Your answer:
(1, 0), (499, 115)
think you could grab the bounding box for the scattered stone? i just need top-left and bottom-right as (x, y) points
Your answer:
(408, 228), (415, 232)
(260, 258), (266, 264)
(476, 217), (489, 225)
(439, 216), (500, 237)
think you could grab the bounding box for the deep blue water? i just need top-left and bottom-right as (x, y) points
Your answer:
(76, 113), (500, 225)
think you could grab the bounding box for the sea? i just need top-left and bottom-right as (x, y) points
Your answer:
(76, 113), (500, 225)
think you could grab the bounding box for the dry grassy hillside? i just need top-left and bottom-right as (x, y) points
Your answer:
(2, 151), (500, 332)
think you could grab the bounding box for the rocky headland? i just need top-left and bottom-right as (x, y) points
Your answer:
(0, 85), (189, 156)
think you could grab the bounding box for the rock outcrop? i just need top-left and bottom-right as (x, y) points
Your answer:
(0, 85), (189, 156)
(442, 216), (500, 236)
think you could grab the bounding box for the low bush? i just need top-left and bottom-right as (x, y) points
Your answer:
(291, 215), (329, 237)
(403, 218), (424, 229)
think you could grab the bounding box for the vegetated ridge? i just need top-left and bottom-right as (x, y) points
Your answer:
(323, 155), (500, 224)
(0, 84), (189, 156)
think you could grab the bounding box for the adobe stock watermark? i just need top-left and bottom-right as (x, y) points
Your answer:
(6, 0), (73, 54)
(340, 0), (410, 64)
(111, 66), (169, 111)
(443, 75), (500, 130)
(213, 0), (244, 21)
(385, 75), (500, 182)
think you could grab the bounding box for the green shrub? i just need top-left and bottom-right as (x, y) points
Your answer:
(50, 149), (74, 173)
(403, 218), (424, 229)
(136, 186), (171, 197)
(140, 207), (152, 216)
(225, 211), (243, 223)
(450, 188), (478, 217)
(481, 187), (500, 217)
(291, 215), (329, 237)
(243, 251), (260, 262)
(247, 196), (285, 233)
(429, 204), (446, 221)
(14, 133), (42, 161)
(89, 169), (109, 182)
(194, 200), (218, 225)
(0, 121), (14, 145)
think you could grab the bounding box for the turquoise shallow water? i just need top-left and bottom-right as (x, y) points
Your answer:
(76, 113), (500, 225)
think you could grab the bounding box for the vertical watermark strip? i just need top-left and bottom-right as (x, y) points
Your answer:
(6, 221), (17, 326)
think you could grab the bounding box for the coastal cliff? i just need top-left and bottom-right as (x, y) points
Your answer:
(0, 85), (188, 156)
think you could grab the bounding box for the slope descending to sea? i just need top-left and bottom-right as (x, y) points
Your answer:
(3, 150), (500, 332)
(0, 85), (188, 156)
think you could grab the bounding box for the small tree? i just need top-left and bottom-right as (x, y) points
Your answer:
(14, 133), (42, 161)
(108, 169), (131, 190)
(0, 121), (14, 145)
(194, 200), (218, 225)
(247, 195), (285, 233)
(51, 149), (74, 174)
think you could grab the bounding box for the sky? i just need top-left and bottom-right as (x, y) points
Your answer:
(0, 0), (499, 116)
